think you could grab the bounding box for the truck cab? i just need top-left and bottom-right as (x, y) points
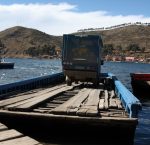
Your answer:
(62, 34), (103, 86)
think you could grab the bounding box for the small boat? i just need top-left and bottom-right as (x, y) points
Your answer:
(0, 59), (14, 69)
(130, 73), (150, 98)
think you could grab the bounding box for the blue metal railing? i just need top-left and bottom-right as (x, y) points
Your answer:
(107, 73), (142, 118)
(0, 72), (64, 97)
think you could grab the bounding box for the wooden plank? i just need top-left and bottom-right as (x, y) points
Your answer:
(51, 88), (90, 115)
(76, 108), (88, 116)
(85, 89), (100, 106)
(77, 89), (100, 117)
(33, 109), (49, 113)
(109, 98), (117, 108)
(0, 123), (5, 126)
(12, 86), (74, 111)
(99, 99), (105, 110)
(0, 136), (39, 145)
(50, 100), (65, 104)
(109, 90), (115, 98)
(115, 98), (123, 109)
(104, 90), (109, 109)
(67, 89), (92, 115)
(0, 129), (23, 142)
(0, 124), (8, 131)
(46, 103), (59, 108)
(0, 84), (66, 108)
(4, 85), (69, 109)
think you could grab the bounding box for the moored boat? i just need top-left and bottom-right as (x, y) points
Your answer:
(0, 61), (14, 69)
(130, 73), (150, 98)
(0, 58), (14, 69)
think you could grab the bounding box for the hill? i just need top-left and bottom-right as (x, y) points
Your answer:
(0, 25), (150, 60)
(0, 26), (62, 58)
(75, 25), (150, 60)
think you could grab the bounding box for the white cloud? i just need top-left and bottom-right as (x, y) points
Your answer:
(0, 3), (150, 35)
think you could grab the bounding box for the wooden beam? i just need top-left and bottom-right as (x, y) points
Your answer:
(115, 98), (123, 109)
(77, 89), (101, 117)
(0, 129), (23, 142)
(51, 88), (90, 115)
(0, 84), (66, 108)
(104, 90), (109, 110)
(109, 98), (117, 108)
(10, 86), (73, 111)
(99, 99), (105, 110)
(0, 124), (8, 131)
(0, 136), (40, 145)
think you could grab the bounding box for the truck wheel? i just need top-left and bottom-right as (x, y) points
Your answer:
(93, 80), (99, 87)
(66, 76), (72, 86)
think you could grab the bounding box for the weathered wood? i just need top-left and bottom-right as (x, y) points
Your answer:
(3, 85), (66, 110)
(109, 90), (115, 98)
(0, 136), (40, 145)
(0, 124), (8, 131)
(85, 89), (100, 106)
(99, 99), (105, 110)
(0, 84), (66, 108)
(77, 89), (100, 117)
(37, 107), (54, 110)
(11, 86), (74, 111)
(76, 108), (88, 116)
(0, 123), (5, 126)
(51, 88), (90, 115)
(100, 111), (128, 118)
(0, 110), (137, 124)
(109, 98), (117, 108)
(46, 103), (59, 108)
(67, 89), (92, 115)
(115, 98), (123, 109)
(50, 100), (65, 104)
(33, 109), (49, 113)
(0, 129), (23, 142)
(55, 96), (71, 101)
(104, 90), (109, 109)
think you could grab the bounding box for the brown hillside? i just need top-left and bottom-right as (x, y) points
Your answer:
(0, 26), (62, 58)
(0, 25), (150, 59)
(76, 25), (150, 49)
(76, 25), (150, 59)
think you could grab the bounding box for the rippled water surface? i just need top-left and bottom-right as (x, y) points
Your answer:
(0, 58), (62, 84)
(0, 58), (150, 145)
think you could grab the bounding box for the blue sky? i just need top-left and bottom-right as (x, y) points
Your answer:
(0, 0), (149, 16)
(0, 0), (150, 35)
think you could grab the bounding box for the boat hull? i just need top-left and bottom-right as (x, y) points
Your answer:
(131, 73), (150, 98)
(0, 62), (14, 69)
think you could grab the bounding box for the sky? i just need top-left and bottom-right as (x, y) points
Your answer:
(0, 0), (150, 35)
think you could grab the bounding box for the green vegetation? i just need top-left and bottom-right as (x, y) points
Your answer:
(26, 44), (56, 57)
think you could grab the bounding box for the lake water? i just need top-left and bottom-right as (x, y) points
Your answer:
(0, 58), (150, 145)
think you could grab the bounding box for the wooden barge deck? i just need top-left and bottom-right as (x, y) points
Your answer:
(0, 122), (41, 145)
(0, 73), (141, 145)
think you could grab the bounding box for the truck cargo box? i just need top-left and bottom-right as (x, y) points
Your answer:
(62, 34), (103, 86)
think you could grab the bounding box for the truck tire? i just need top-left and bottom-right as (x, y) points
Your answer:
(66, 76), (72, 86)
(93, 79), (99, 87)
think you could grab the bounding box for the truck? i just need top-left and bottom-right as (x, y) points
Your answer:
(62, 34), (103, 86)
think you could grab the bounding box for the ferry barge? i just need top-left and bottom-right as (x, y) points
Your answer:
(0, 72), (141, 145)
(0, 34), (142, 145)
